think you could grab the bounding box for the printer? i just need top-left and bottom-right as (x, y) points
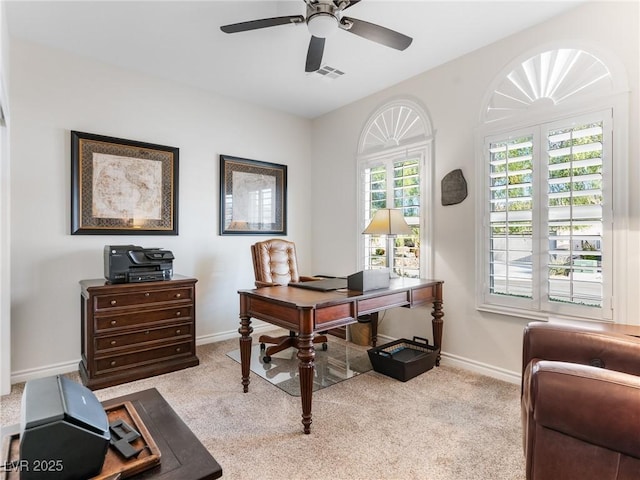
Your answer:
(104, 244), (174, 283)
(20, 375), (110, 480)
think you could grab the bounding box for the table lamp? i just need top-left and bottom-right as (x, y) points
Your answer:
(362, 208), (413, 277)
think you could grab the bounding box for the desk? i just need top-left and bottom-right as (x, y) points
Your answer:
(1, 388), (222, 480)
(237, 278), (444, 434)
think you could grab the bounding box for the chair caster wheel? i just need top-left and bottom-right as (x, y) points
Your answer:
(263, 355), (271, 363)
(260, 343), (266, 351)
(322, 343), (328, 351)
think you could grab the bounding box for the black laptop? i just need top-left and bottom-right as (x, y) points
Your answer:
(288, 277), (348, 291)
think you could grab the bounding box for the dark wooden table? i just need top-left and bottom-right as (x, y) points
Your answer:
(101, 388), (222, 479)
(1, 388), (222, 480)
(237, 278), (444, 434)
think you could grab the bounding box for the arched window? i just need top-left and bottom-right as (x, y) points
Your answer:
(357, 99), (434, 278)
(483, 48), (615, 124)
(476, 46), (629, 321)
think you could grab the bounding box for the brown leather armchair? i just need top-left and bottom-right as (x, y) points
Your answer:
(521, 321), (640, 480)
(251, 239), (328, 362)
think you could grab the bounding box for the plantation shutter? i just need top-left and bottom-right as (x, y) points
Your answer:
(543, 116), (609, 312)
(488, 134), (534, 299)
(364, 164), (387, 269)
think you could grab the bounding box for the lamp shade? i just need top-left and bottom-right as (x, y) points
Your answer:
(362, 209), (413, 236)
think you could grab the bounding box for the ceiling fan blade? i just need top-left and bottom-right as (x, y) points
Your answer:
(220, 15), (304, 34)
(340, 16), (412, 50)
(305, 36), (325, 72)
(341, 0), (362, 10)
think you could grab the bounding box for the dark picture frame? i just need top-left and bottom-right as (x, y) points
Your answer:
(219, 155), (287, 235)
(71, 131), (179, 235)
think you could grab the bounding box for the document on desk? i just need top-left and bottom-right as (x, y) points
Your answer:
(288, 277), (347, 291)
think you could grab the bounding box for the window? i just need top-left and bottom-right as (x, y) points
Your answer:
(478, 47), (628, 321)
(484, 112), (612, 319)
(358, 101), (433, 278)
(362, 157), (421, 277)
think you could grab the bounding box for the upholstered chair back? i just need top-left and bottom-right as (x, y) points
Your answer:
(251, 239), (301, 287)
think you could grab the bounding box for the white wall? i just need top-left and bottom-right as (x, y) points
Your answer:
(310, 1), (640, 381)
(0, 0), (11, 394)
(9, 39), (312, 381)
(7, 2), (639, 386)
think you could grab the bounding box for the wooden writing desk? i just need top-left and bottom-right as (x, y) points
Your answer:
(237, 278), (444, 434)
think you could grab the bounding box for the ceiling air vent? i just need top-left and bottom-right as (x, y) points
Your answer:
(311, 65), (345, 80)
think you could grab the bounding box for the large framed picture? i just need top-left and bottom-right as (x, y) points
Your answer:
(71, 131), (179, 235)
(219, 155), (287, 235)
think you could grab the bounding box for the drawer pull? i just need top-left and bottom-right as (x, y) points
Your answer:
(175, 293), (182, 298)
(110, 340), (117, 346)
(145, 330), (150, 335)
(110, 320), (117, 326)
(110, 300), (117, 305)
(176, 329), (181, 335)
(176, 311), (182, 317)
(176, 347), (181, 353)
(110, 361), (116, 367)
(145, 292), (150, 297)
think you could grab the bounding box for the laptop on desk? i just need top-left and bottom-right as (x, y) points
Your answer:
(288, 277), (348, 292)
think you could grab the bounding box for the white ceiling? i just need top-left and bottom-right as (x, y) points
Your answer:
(6, 0), (583, 119)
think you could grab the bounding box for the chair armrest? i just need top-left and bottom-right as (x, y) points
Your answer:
(522, 322), (640, 377)
(524, 360), (640, 458)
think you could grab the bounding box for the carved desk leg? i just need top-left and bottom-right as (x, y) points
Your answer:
(370, 312), (379, 347)
(432, 282), (444, 367)
(297, 332), (315, 434)
(238, 296), (253, 393)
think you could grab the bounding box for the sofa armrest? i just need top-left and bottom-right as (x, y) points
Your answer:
(524, 359), (640, 458)
(522, 322), (640, 377)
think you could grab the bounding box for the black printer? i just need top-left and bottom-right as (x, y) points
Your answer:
(104, 245), (174, 283)
(20, 375), (110, 480)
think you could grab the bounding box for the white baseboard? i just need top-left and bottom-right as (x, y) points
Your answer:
(10, 323), (278, 386)
(11, 359), (80, 385)
(195, 323), (276, 346)
(439, 352), (521, 384)
(10, 326), (521, 387)
(375, 333), (521, 385)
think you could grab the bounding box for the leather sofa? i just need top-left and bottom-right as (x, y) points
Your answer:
(521, 321), (640, 480)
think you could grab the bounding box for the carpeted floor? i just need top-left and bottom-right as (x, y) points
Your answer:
(1, 334), (525, 480)
(226, 337), (372, 396)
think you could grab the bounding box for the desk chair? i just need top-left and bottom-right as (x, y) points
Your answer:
(251, 239), (328, 362)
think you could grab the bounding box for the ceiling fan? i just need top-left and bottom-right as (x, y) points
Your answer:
(220, 0), (413, 73)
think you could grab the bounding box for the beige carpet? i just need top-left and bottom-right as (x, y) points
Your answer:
(1, 334), (525, 480)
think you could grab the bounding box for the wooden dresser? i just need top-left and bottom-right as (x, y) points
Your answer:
(79, 276), (199, 389)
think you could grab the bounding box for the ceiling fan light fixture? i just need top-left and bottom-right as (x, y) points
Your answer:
(307, 13), (338, 38)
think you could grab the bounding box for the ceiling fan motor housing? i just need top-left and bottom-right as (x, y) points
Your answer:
(306, 2), (340, 38)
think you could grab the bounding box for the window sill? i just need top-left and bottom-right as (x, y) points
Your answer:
(477, 304), (548, 322)
(477, 303), (616, 325)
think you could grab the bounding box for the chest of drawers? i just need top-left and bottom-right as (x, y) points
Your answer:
(79, 277), (199, 389)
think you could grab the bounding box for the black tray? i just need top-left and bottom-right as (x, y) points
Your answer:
(367, 336), (439, 382)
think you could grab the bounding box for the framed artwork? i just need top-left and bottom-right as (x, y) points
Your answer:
(71, 131), (179, 235)
(219, 155), (287, 235)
